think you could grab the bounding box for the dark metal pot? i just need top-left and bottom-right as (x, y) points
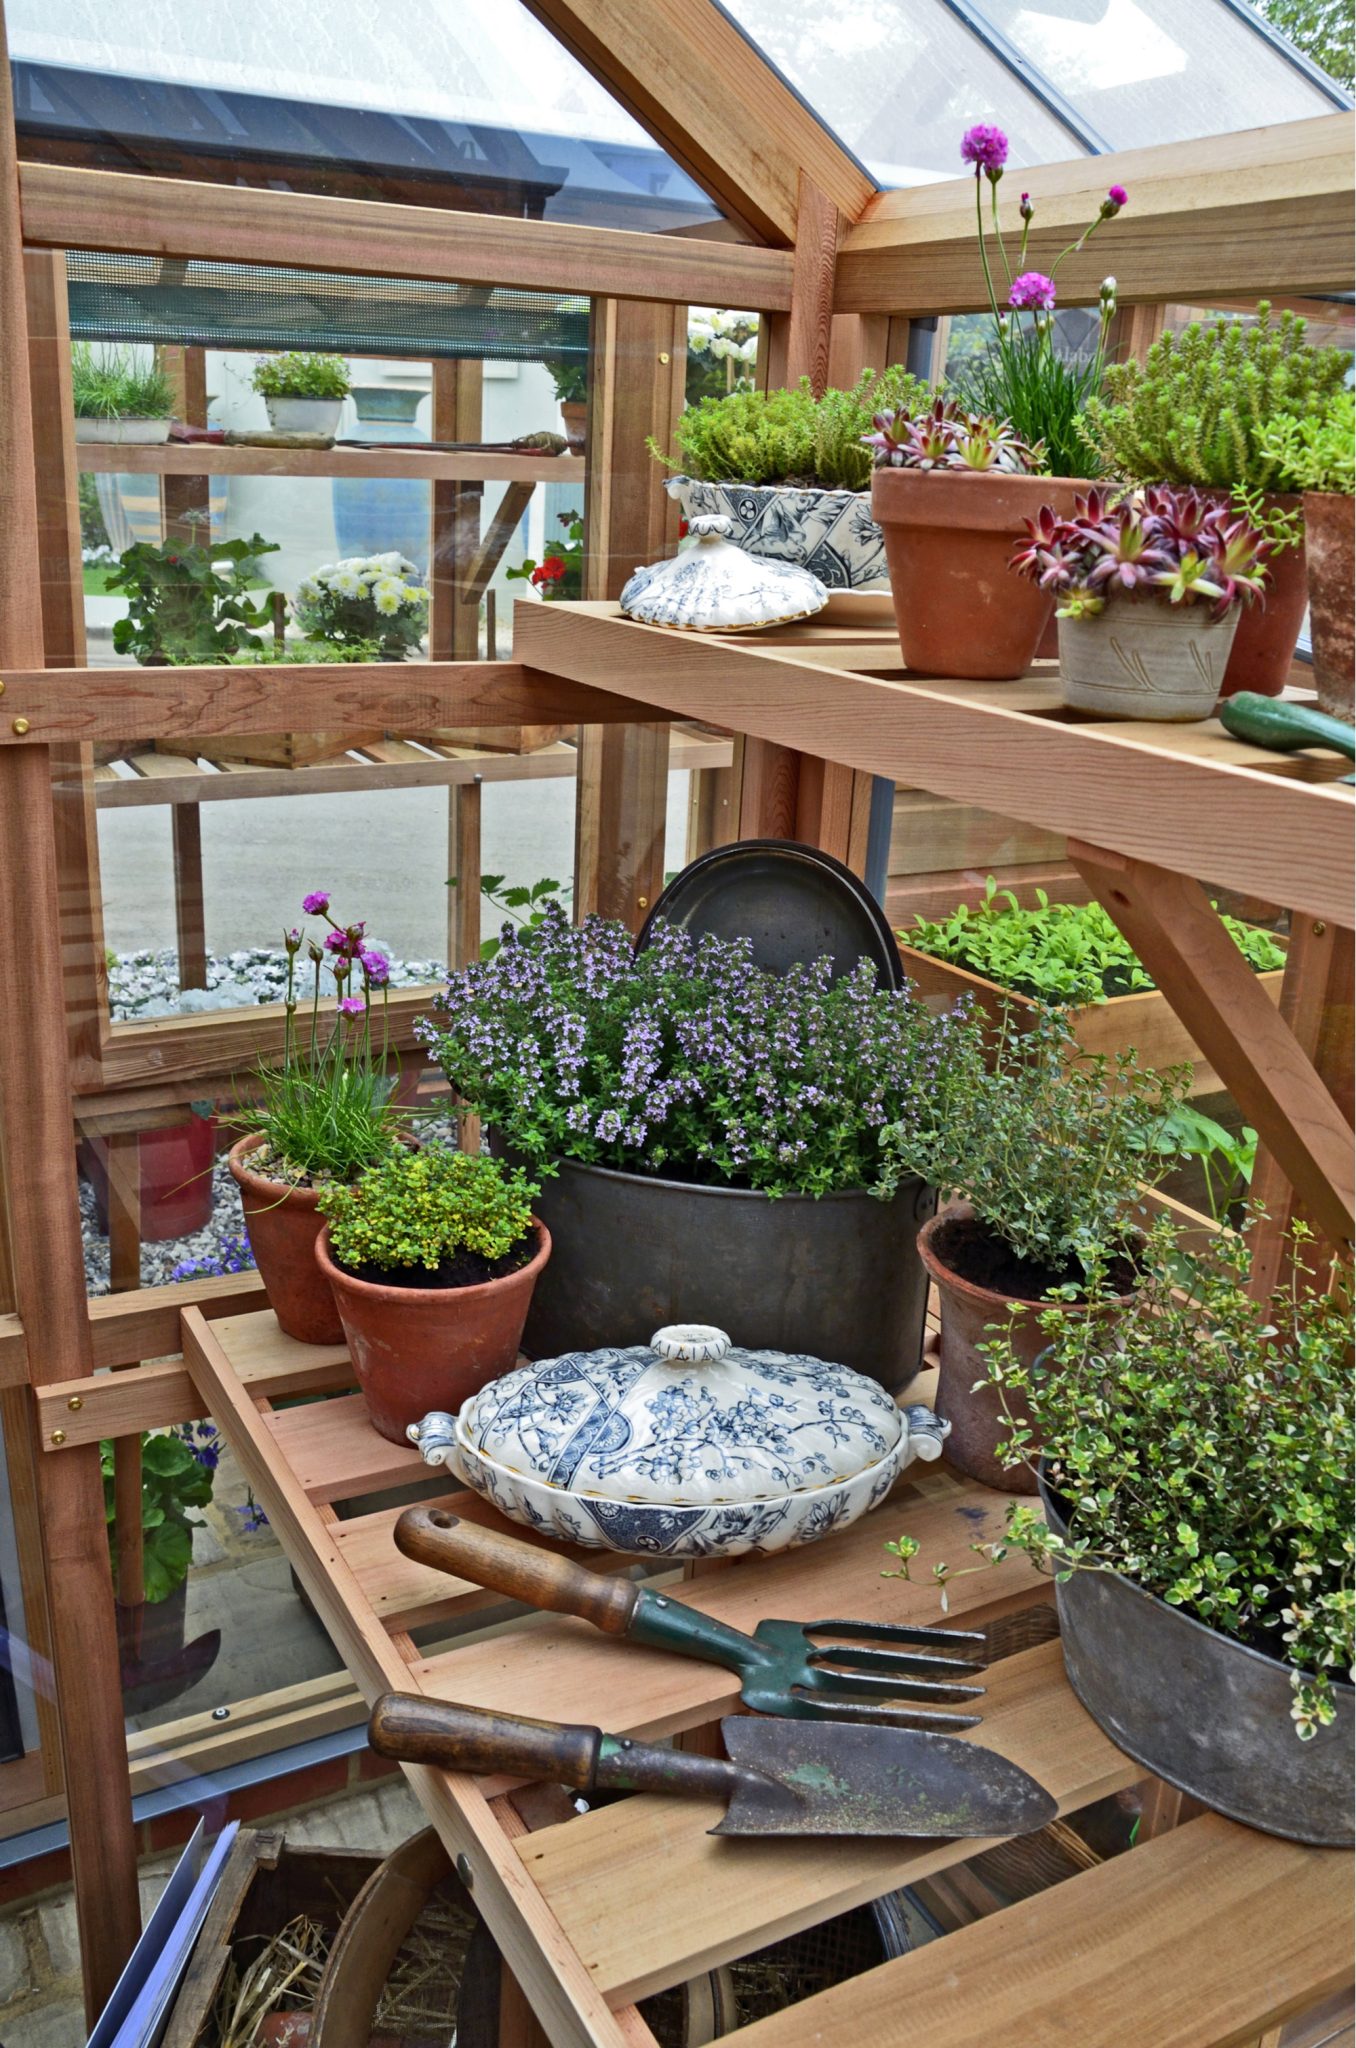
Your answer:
(1039, 1471), (1354, 1847)
(505, 1153), (936, 1393)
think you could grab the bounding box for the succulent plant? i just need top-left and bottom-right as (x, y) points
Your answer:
(1258, 388), (1355, 497)
(865, 396), (1042, 474)
(648, 367), (930, 491)
(1010, 484), (1270, 620)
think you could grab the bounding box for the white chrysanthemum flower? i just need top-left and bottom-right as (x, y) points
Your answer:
(402, 583), (429, 606)
(372, 578), (405, 616)
(709, 336), (733, 360)
(736, 337), (759, 363)
(312, 564), (336, 581)
(376, 551), (408, 573)
(295, 577), (320, 605)
(332, 569), (363, 598)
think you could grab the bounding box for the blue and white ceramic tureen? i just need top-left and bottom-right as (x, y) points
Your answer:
(407, 1322), (947, 1559)
(620, 514), (828, 633)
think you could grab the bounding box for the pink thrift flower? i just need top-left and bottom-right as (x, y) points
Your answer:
(323, 929), (349, 953)
(338, 995), (366, 1017)
(960, 124), (1008, 176)
(360, 948), (390, 984)
(301, 891), (330, 915)
(1107, 184), (1128, 208)
(1009, 271), (1057, 311)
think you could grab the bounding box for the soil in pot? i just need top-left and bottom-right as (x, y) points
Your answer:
(1303, 490), (1354, 718)
(229, 1134), (345, 1346)
(872, 469), (1096, 681)
(917, 1213), (1137, 1493)
(316, 1220), (551, 1445)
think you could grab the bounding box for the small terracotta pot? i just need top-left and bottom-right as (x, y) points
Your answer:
(1058, 601), (1240, 721)
(1219, 492), (1306, 700)
(315, 1220), (552, 1444)
(560, 399), (587, 452)
(872, 469), (1096, 681)
(228, 1133), (343, 1346)
(917, 1214), (1135, 1493)
(1302, 490), (1354, 719)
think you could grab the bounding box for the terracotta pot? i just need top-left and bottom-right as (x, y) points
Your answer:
(229, 1134), (343, 1346)
(872, 469), (1097, 680)
(1058, 601), (1240, 721)
(1219, 493), (1306, 700)
(560, 399), (587, 452)
(917, 1214), (1134, 1492)
(315, 1220), (552, 1444)
(1302, 490), (1354, 718)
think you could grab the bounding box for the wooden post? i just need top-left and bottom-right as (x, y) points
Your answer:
(0, 8), (141, 2010)
(430, 360), (485, 663)
(159, 345), (209, 545)
(172, 803), (209, 990)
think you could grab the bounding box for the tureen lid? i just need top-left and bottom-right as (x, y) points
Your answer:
(619, 515), (828, 633)
(457, 1322), (904, 1507)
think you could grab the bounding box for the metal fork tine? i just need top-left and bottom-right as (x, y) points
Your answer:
(802, 1668), (986, 1704)
(807, 1642), (986, 1680)
(807, 1618), (988, 1655)
(792, 1692), (984, 1733)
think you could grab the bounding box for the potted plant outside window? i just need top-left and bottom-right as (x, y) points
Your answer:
(1009, 485), (1270, 720)
(316, 1144), (550, 1444)
(983, 1214), (1353, 1846)
(419, 904), (966, 1390)
(251, 351), (352, 436)
(1259, 389), (1355, 718)
(228, 897), (410, 1344)
(294, 553), (429, 660)
(72, 342), (175, 444)
(103, 1423), (223, 1704)
(877, 1001), (1189, 1489)
(649, 366), (930, 588)
(1081, 303), (1351, 696)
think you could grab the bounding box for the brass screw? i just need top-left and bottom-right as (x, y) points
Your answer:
(0, 679), (6, 694)
(455, 1852), (474, 1888)
(1313, 920), (1328, 936)
(50, 1429), (66, 1446)
(658, 351), (670, 364)
(67, 1395), (83, 1411)
(12, 718), (29, 736)
(637, 895), (649, 910)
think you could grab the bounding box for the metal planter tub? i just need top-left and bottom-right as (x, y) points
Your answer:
(664, 476), (886, 589)
(507, 1154), (936, 1394)
(1040, 1473), (1354, 1846)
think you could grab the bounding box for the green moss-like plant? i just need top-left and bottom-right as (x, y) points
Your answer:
(251, 351), (352, 400)
(1081, 302), (1349, 493)
(649, 367), (931, 491)
(1258, 387), (1355, 496)
(320, 1144), (538, 1276)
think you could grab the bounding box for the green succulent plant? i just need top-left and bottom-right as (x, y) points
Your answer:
(1080, 302), (1350, 496)
(1258, 387), (1355, 496)
(649, 368), (931, 491)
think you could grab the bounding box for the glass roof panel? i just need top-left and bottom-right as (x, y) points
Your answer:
(7, 0), (728, 231)
(978, 0), (1338, 149)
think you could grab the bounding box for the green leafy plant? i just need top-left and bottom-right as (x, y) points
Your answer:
(227, 636), (384, 666)
(71, 342), (174, 421)
(950, 320), (1114, 481)
(444, 873), (566, 962)
(102, 1425), (218, 1603)
(1258, 388), (1355, 496)
(984, 1212), (1354, 1740)
(1081, 304), (1351, 507)
(901, 877), (1286, 1005)
(507, 513), (584, 601)
(877, 1001), (1190, 1281)
(320, 1143), (538, 1276)
(649, 368), (930, 491)
(251, 352), (351, 401)
(106, 535), (279, 664)
(1142, 1102), (1257, 1223)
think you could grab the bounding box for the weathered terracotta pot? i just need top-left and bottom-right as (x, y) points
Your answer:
(229, 1134), (343, 1346)
(1219, 493), (1306, 700)
(315, 1220), (552, 1444)
(917, 1214), (1135, 1493)
(1058, 601), (1241, 721)
(1302, 490), (1354, 718)
(560, 399), (587, 452)
(872, 469), (1096, 680)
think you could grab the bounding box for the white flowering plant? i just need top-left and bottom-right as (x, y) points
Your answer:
(294, 554), (429, 657)
(687, 308), (760, 402)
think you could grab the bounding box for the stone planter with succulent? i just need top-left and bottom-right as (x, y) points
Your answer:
(1259, 388), (1355, 717)
(1009, 483), (1271, 719)
(251, 350), (352, 436)
(1081, 303), (1351, 695)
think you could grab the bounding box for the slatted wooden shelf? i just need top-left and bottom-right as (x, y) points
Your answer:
(183, 1302), (1354, 2048)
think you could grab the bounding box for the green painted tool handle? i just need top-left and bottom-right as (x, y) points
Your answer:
(1221, 691), (1356, 760)
(628, 1585), (773, 1681)
(393, 1506), (641, 1634)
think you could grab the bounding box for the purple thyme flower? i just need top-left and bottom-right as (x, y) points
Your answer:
(301, 890), (330, 914)
(960, 123), (1008, 177)
(1009, 270), (1057, 311)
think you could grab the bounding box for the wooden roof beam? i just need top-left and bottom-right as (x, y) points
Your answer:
(523, 0), (875, 245)
(836, 112), (1356, 314)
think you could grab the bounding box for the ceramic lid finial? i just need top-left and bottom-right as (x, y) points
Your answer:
(687, 513), (734, 542)
(651, 1324), (731, 1364)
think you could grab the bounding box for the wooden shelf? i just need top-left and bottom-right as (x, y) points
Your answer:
(77, 442), (586, 483)
(180, 1303), (1354, 2048)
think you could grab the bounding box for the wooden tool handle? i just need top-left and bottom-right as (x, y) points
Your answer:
(393, 1506), (640, 1634)
(369, 1693), (601, 1785)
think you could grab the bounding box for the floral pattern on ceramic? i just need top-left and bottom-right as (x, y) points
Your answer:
(621, 515), (827, 633)
(405, 1318), (949, 1559)
(665, 476), (886, 589)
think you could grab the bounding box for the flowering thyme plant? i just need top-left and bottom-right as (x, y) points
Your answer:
(865, 395), (1040, 473)
(420, 903), (971, 1198)
(985, 1213), (1354, 1740)
(295, 554), (428, 656)
(947, 122), (1127, 477)
(1010, 484), (1271, 621)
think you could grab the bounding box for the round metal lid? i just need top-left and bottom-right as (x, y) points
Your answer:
(458, 1323), (903, 1507)
(637, 840), (903, 988)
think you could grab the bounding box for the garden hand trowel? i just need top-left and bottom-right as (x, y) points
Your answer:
(368, 1693), (1057, 1840)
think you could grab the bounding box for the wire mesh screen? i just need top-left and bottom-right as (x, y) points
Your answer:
(64, 251), (590, 365)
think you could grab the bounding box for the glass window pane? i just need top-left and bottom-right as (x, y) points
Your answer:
(978, 0), (1336, 150)
(8, 0), (729, 231)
